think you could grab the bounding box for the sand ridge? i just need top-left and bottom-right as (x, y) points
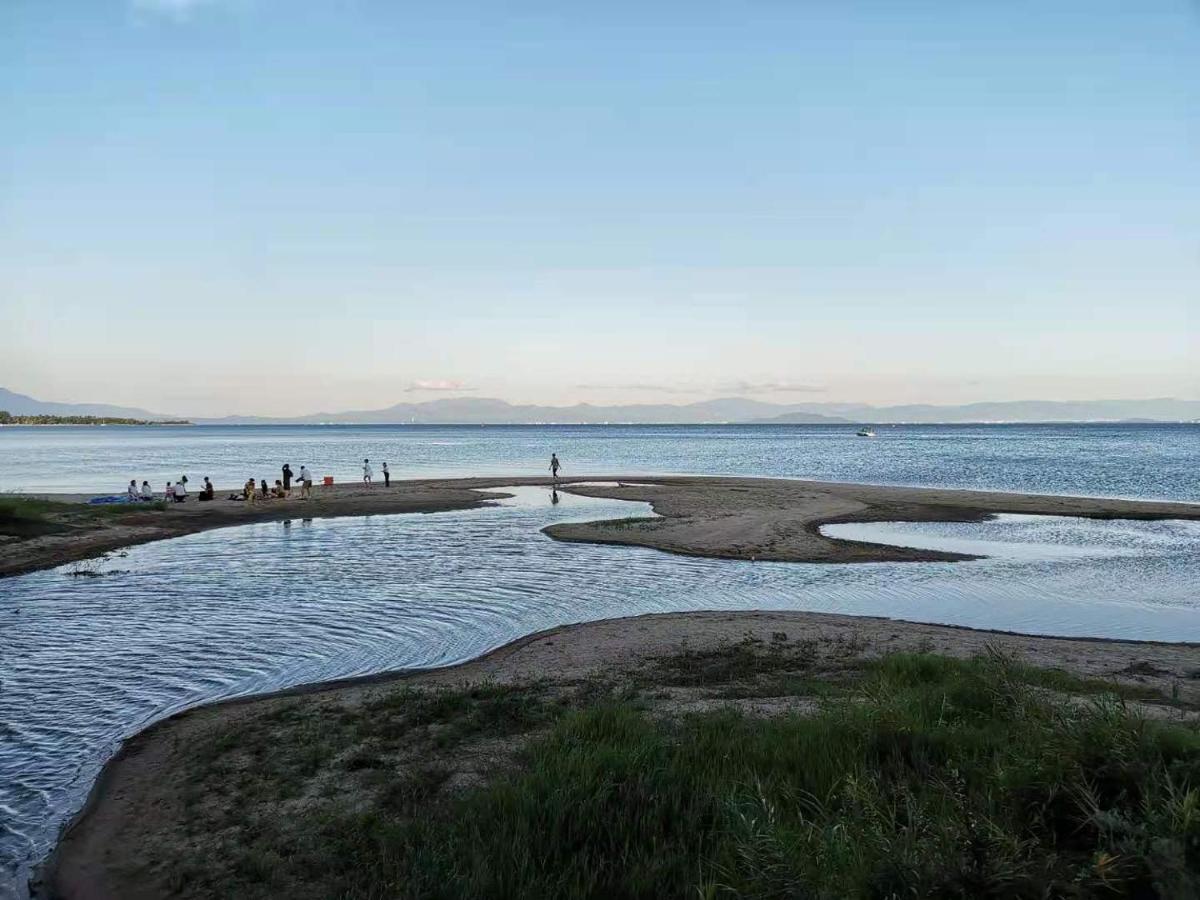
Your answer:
(5, 475), (1200, 578)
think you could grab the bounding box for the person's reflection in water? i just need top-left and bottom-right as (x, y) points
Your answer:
(551, 487), (560, 505)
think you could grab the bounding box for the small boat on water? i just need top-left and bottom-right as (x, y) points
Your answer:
(856, 428), (876, 437)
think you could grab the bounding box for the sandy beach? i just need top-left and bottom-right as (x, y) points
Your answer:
(5, 475), (1200, 579)
(43, 608), (1200, 899)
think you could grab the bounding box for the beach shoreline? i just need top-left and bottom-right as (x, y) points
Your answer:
(4, 474), (1200, 579)
(39, 608), (1200, 899)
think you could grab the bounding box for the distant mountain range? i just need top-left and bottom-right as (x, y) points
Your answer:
(753, 398), (1200, 425)
(3, 387), (1198, 425)
(201, 397), (852, 425)
(0, 387), (172, 420)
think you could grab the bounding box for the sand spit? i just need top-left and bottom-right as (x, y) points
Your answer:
(4, 475), (1200, 578)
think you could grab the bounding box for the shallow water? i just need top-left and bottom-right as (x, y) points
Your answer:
(1, 422), (1197, 501)
(2, 490), (1200, 894)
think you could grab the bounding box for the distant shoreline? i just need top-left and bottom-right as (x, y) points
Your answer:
(2, 420), (1196, 427)
(0, 416), (191, 427)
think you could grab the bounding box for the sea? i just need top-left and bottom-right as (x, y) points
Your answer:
(0, 422), (1197, 500)
(1, 423), (1198, 896)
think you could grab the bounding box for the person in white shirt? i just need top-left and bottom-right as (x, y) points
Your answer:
(174, 479), (187, 502)
(141, 481), (153, 501)
(298, 465), (313, 499)
(127, 480), (139, 502)
(362, 458), (373, 485)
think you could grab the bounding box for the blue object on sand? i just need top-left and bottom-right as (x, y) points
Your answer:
(87, 495), (128, 505)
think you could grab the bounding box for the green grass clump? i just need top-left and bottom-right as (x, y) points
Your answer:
(0, 496), (74, 537)
(0, 495), (166, 539)
(173, 653), (1197, 899)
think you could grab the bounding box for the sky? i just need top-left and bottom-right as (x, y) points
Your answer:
(1, 1), (1197, 417)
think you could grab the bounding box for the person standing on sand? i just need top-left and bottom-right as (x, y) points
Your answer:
(282, 463), (293, 497)
(363, 458), (373, 486)
(550, 453), (561, 482)
(298, 465), (313, 499)
(382, 461), (390, 487)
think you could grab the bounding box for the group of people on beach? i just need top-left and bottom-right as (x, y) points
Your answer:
(127, 476), (214, 504)
(240, 464), (314, 504)
(123, 454), (564, 506)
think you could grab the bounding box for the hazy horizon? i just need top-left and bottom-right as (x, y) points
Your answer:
(4, 384), (1199, 425)
(3, 1), (1197, 417)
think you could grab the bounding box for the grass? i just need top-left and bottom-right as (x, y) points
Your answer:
(648, 632), (870, 690)
(0, 497), (75, 538)
(152, 651), (1200, 899)
(0, 495), (165, 539)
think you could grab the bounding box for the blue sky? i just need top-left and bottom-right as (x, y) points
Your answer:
(1, 0), (1197, 415)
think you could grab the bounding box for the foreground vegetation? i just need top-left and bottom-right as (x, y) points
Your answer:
(128, 647), (1200, 899)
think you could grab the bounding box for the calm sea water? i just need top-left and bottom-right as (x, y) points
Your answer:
(0, 422), (1197, 500)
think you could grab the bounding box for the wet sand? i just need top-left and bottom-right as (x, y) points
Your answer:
(546, 476), (1200, 562)
(4, 475), (1200, 578)
(43, 609), (1200, 900)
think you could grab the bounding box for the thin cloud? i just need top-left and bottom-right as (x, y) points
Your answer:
(718, 381), (827, 394)
(405, 380), (477, 393)
(573, 383), (694, 394)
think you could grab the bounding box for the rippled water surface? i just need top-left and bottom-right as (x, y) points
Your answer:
(1, 422), (1197, 500)
(2, 488), (1200, 894)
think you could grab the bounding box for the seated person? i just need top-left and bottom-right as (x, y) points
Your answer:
(173, 480), (188, 502)
(141, 481), (154, 501)
(198, 477), (215, 501)
(260, 479), (270, 499)
(164, 482), (175, 502)
(273, 479), (286, 498)
(244, 479), (257, 504)
(127, 480), (139, 502)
